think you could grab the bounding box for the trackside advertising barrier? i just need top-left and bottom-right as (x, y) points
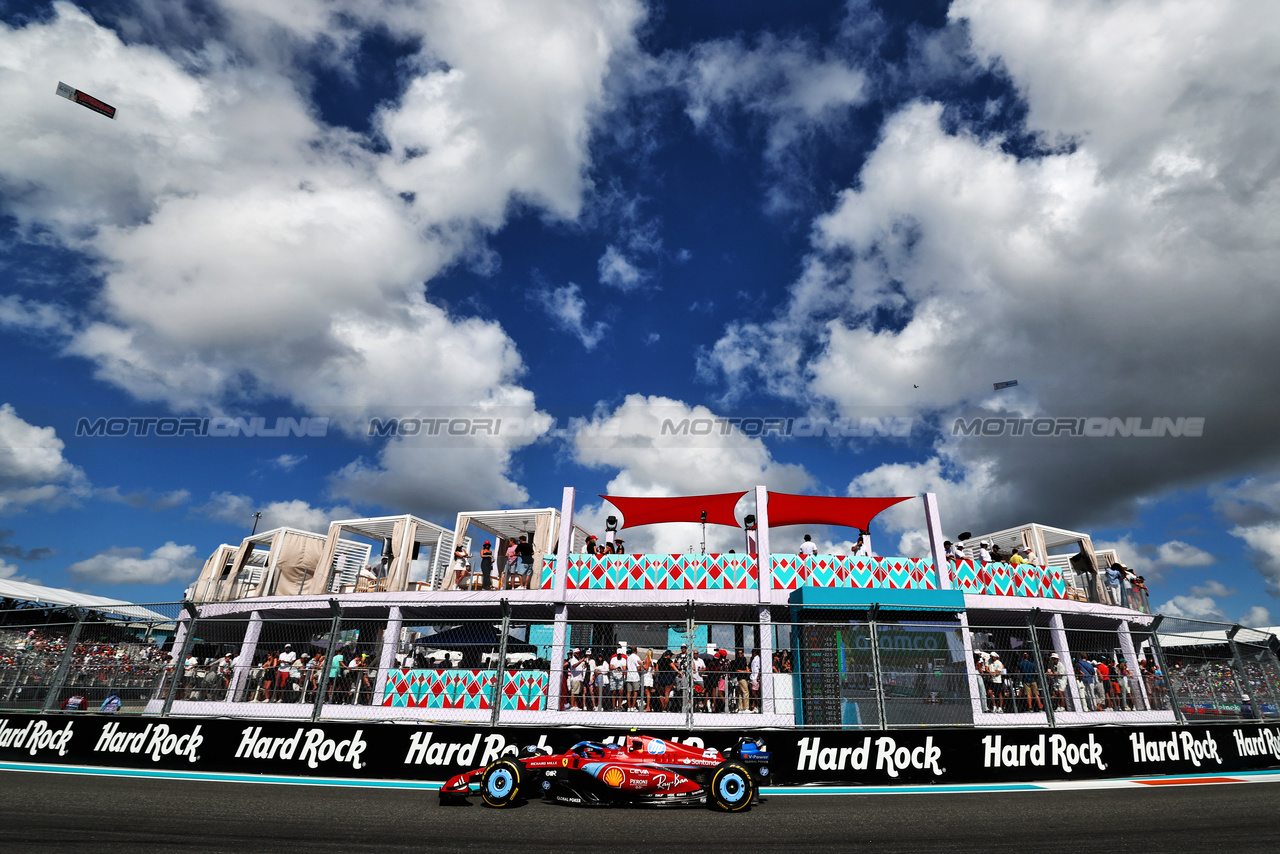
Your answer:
(1, 713), (1278, 785)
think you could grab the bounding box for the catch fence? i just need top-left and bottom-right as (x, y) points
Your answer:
(3, 601), (1275, 730)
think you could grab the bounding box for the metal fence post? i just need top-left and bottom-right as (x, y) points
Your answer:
(685, 601), (696, 728)
(161, 601), (200, 718)
(40, 608), (86, 712)
(1027, 610), (1054, 727)
(868, 606), (887, 729)
(1147, 616), (1185, 724)
(312, 599), (343, 722)
(1226, 625), (1261, 721)
(1257, 641), (1280, 717)
(490, 600), (511, 726)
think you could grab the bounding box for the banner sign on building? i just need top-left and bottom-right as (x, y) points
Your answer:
(1, 713), (1278, 786)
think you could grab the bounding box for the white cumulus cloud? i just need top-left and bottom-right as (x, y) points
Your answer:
(66, 541), (199, 585)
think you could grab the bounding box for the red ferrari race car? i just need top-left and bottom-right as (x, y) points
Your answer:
(439, 734), (770, 811)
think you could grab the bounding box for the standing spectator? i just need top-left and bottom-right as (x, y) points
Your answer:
(975, 652), (992, 712)
(1104, 563), (1123, 606)
(730, 650), (750, 713)
(349, 654), (372, 704)
(452, 543), (471, 588)
(1132, 575), (1150, 612)
(1113, 658), (1134, 710)
(306, 653), (324, 702)
(799, 535), (818, 557)
(216, 652), (235, 699)
(1047, 653), (1067, 712)
(990, 544), (1005, 562)
(1075, 656), (1097, 710)
(593, 652), (608, 711)
(641, 650), (655, 711)
(853, 531), (873, 557)
(625, 646), (642, 711)
(1017, 652), (1042, 713)
(656, 650), (678, 711)
(609, 647), (629, 710)
(692, 651), (707, 711)
(327, 649), (346, 702)
(1094, 659), (1111, 709)
(181, 651), (198, 700)
(567, 648), (585, 710)
(479, 542), (494, 590)
(277, 644), (298, 702)
(988, 652), (1009, 712)
(977, 541), (993, 563)
(705, 650), (725, 713)
(503, 539), (518, 587)
(258, 652), (277, 702)
(515, 535), (535, 588)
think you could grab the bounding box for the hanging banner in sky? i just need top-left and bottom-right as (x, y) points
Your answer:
(55, 81), (117, 119)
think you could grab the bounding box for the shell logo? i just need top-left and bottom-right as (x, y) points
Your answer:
(602, 767), (625, 787)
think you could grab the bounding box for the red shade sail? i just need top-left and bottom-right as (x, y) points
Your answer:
(600, 492), (748, 530)
(765, 494), (913, 530)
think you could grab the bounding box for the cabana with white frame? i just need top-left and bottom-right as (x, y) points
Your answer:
(445, 508), (590, 591)
(315, 514), (455, 594)
(959, 523), (1110, 602)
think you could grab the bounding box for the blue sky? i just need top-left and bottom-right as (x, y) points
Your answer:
(1, 0), (1279, 627)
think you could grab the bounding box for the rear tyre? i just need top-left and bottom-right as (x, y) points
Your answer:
(708, 762), (754, 812)
(480, 759), (523, 807)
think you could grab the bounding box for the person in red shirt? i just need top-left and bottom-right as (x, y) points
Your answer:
(1094, 659), (1111, 710)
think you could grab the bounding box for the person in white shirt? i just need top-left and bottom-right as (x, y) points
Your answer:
(798, 534), (818, 557)
(692, 654), (707, 711)
(626, 647), (642, 711)
(978, 540), (993, 563)
(609, 648), (629, 710)
(987, 652), (1007, 712)
(853, 532), (873, 557)
(276, 644), (298, 702)
(568, 648), (585, 709)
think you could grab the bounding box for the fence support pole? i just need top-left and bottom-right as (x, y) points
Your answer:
(40, 608), (86, 712)
(1117, 621), (1149, 711)
(684, 601), (696, 727)
(1148, 616), (1185, 724)
(758, 605), (774, 717)
(491, 600), (511, 726)
(373, 606), (403, 706)
(312, 599), (343, 722)
(1027, 610), (1054, 727)
(161, 601), (200, 718)
(1227, 625), (1261, 721)
(957, 612), (985, 718)
(868, 606), (887, 729)
(548, 604), (568, 713)
(229, 611), (262, 702)
(1048, 614), (1082, 713)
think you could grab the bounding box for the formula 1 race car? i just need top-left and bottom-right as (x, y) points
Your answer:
(439, 734), (770, 811)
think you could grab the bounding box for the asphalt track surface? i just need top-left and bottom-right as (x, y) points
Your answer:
(2, 770), (1278, 854)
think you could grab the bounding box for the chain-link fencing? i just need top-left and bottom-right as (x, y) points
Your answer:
(6, 601), (1278, 729)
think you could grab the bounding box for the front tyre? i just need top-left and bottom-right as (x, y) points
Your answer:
(480, 759), (523, 807)
(708, 762), (754, 812)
